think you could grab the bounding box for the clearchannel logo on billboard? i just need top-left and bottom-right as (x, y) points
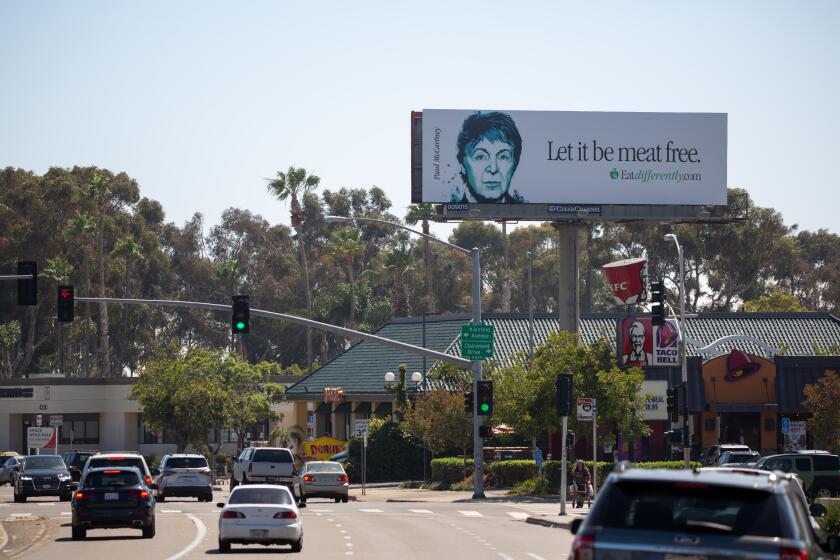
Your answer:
(420, 109), (727, 206)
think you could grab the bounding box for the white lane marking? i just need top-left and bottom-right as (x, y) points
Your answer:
(335, 523), (343, 527)
(528, 554), (548, 560)
(38, 503), (56, 506)
(507, 511), (529, 520)
(498, 554), (515, 560)
(10, 513), (31, 518)
(161, 509), (182, 513)
(360, 508), (383, 513)
(346, 542), (353, 547)
(346, 553), (353, 556)
(327, 518), (335, 523)
(164, 513), (207, 560)
(340, 530), (347, 534)
(344, 535), (351, 539)
(60, 512), (71, 516)
(458, 510), (483, 517)
(410, 509), (434, 514)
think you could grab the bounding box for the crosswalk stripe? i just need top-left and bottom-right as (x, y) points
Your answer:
(497, 554), (515, 560)
(38, 503), (56, 506)
(61, 512), (71, 516)
(527, 554), (548, 560)
(409, 509), (434, 514)
(360, 508), (383, 513)
(458, 510), (483, 517)
(507, 512), (529, 520)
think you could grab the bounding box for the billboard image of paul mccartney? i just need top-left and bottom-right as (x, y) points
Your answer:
(450, 111), (527, 203)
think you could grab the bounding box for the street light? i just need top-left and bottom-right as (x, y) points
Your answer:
(664, 233), (690, 468)
(411, 371), (423, 384)
(326, 215), (487, 499)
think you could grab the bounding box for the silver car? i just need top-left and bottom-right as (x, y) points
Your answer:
(217, 484), (303, 553)
(154, 454), (213, 502)
(570, 465), (840, 558)
(0, 456), (23, 485)
(298, 461), (349, 503)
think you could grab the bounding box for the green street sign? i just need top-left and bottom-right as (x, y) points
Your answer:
(461, 323), (494, 360)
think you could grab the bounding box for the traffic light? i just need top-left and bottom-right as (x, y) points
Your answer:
(464, 391), (474, 413)
(57, 285), (74, 323)
(650, 279), (666, 327)
(478, 425), (493, 438)
(566, 431), (575, 448)
(231, 295), (250, 334)
(476, 380), (493, 416)
(17, 261), (37, 306)
(666, 386), (678, 422)
(555, 373), (573, 417)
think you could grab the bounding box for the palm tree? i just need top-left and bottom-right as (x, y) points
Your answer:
(89, 175), (112, 376)
(384, 247), (414, 316)
(269, 425), (306, 453)
(405, 204), (435, 313)
(111, 237), (144, 374)
(325, 228), (363, 331)
(267, 167), (320, 371)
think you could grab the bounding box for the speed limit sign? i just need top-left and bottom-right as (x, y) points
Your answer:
(576, 397), (595, 420)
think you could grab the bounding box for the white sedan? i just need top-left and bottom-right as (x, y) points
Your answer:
(217, 484), (304, 553)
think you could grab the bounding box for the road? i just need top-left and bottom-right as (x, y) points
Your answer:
(0, 484), (579, 559)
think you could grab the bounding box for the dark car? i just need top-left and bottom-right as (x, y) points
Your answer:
(62, 450), (96, 483)
(13, 454), (74, 502)
(570, 465), (840, 559)
(72, 466), (155, 540)
(83, 453), (153, 488)
(0, 456), (23, 485)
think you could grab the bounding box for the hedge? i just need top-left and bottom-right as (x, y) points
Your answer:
(487, 460), (538, 487)
(345, 419), (424, 482)
(816, 499), (840, 535)
(430, 457), (473, 483)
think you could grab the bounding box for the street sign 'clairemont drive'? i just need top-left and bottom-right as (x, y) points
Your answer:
(461, 323), (494, 360)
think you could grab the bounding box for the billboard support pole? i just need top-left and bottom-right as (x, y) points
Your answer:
(592, 404), (597, 497)
(559, 415), (568, 516)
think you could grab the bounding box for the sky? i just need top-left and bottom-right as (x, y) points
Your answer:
(1, 1), (838, 238)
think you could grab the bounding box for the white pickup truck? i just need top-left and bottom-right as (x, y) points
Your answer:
(231, 447), (302, 498)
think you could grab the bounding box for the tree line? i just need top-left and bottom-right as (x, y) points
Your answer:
(1, 165), (838, 378)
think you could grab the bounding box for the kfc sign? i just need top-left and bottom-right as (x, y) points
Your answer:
(602, 258), (648, 306)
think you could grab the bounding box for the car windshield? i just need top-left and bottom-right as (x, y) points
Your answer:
(723, 453), (759, 463)
(24, 456), (65, 470)
(253, 449), (292, 463)
(86, 471), (140, 487)
(228, 487), (293, 505)
(165, 457), (208, 469)
(306, 462), (344, 473)
(589, 480), (791, 538)
(89, 457), (145, 472)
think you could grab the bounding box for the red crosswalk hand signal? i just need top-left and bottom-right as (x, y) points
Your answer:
(57, 285), (74, 323)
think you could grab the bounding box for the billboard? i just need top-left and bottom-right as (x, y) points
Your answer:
(417, 109), (726, 206)
(618, 317), (680, 367)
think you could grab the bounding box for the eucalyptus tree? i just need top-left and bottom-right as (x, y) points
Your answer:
(405, 204), (436, 313)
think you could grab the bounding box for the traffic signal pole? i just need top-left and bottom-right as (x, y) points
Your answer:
(75, 297), (473, 368)
(665, 233), (691, 469)
(471, 247), (486, 500)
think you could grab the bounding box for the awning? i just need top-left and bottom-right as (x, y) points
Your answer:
(374, 402), (393, 417)
(315, 402), (332, 414)
(710, 403), (778, 413)
(353, 402), (371, 414)
(333, 402), (352, 414)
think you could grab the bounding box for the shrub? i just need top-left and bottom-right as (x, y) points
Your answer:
(487, 460), (538, 487)
(345, 418), (424, 483)
(431, 457), (473, 483)
(817, 499), (840, 535)
(542, 460), (702, 491)
(509, 477), (554, 496)
(449, 481), (474, 491)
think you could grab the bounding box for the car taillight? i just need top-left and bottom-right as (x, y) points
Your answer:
(138, 490), (150, 499)
(303, 475), (315, 482)
(103, 470), (122, 474)
(337, 474), (348, 482)
(780, 548), (807, 560)
(274, 511), (297, 519)
(145, 475), (151, 486)
(222, 511), (246, 519)
(573, 534), (595, 560)
(74, 491), (85, 500)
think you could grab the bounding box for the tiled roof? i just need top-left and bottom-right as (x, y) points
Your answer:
(284, 312), (840, 398)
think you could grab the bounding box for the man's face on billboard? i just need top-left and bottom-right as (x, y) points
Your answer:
(630, 323), (645, 354)
(463, 137), (515, 201)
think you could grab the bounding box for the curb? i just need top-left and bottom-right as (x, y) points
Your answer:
(525, 515), (579, 529)
(349, 482), (401, 489)
(0, 521), (8, 551)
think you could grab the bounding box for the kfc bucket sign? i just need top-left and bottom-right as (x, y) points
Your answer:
(602, 257), (648, 305)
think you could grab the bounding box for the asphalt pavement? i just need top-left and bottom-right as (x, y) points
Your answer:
(0, 482), (584, 559)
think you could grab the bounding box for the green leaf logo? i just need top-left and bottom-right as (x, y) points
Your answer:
(610, 168), (619, 180)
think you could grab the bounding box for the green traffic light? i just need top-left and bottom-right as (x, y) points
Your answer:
(236, 322), (246, 331)
(480, 403), (490, 412)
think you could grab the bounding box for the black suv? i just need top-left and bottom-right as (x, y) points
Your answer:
(72, 466), (155, 539)
(13, 455), (74, 502)
(62, 450), (96, 482)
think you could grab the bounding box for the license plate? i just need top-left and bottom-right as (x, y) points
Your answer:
(40, 484), (56, 489)
(104, 492), (119, 501)
(665, 555), (706, 560)
(266, 476), (279, 482)
(250, 529), (267, 538)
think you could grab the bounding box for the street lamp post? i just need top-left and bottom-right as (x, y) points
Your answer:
(326, 215), (487, 499)
(664, 233), (691, 468)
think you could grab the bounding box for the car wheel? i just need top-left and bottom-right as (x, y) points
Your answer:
(241, 473), (249, 485)
(71, 527), (86, 540)
(218, 539), (231, 553)
(813, 486), (834, 499)
(341, 496), (349, 503)
(13, 488), (25, 503)
(60, 493), (71, 502)
(334, 497), (341, 503)
(299, 495), (306, 504)
(291, 533), (303, 553)
(142, 522), (156, 539)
